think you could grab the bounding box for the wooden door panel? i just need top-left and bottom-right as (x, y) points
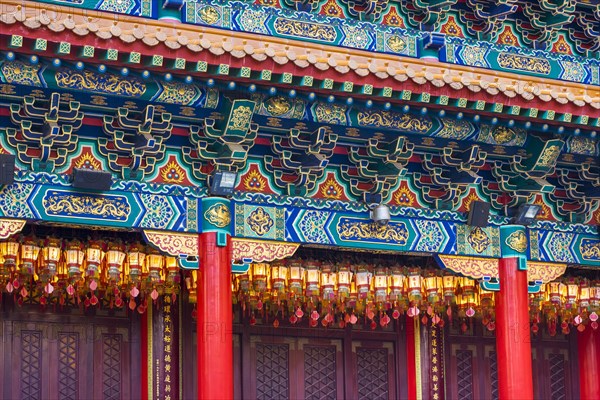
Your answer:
(353, 342), (396, 400)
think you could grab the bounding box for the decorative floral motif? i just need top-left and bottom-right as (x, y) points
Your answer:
(441, 16), (464, 37)
(204, 203), (231, 228)
(551, 35), (573, 55)
(314, 103), (347, 125)
(497, 25), (519, 47)
(393, 184), (417, 207)
(580, 239), (600, 261)
(459, 46), (488, 68)
(547, 232), (576, 263)
(497, 53), (550, 75)
(229, 106), (254, 131)
(0, 184), (35, 219)
(320, 0), (344, 18)
(156, 81), (200, 105)
(242, 169), (269, 192)
(337, 218), (409, 245)
(247, 207), (274, 236)
(43, 191), (130, 220)
(568, 137), (596, 156)
(98, 0), (135, 14)
(56, 69), (145, 97)
(1, 61), (42, 86)
(298, 211), (331, 244)
(0, 218), (26, 239)
(143, 230), (198, 256)
(467, 227), (491, 253)
(232, 238), (299, 262)
(506, 231), (528, 253)
(320, 177), (344, 200)
(160, 161), (186, 184)
(140, 194), (174, 229)
(436, 119), (473, 140)
(74, 152), (101, 170)
(357, 110), (432, 133)
(415, 220), (445, 252)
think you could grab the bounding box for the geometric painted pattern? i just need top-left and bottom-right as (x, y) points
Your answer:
(304, 346), (336, 400)
(456, 350), (474, 400)
(256, 343), (289, 400)
(58, 333), (79, 400)
(549, 353), (566, 400)
(20, 330), (42, 400)
(356, 348), (388, 400)
(102, 334), (122, 400)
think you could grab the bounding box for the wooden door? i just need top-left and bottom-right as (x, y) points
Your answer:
(0, 311), (138, 400)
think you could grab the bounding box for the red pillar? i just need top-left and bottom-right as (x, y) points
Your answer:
(578, 326), (600, 399)
(495, 256), (534, 399)
(197, 231), (233, 399)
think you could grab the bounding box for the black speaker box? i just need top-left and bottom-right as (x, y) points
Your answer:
(72, 168), (112, 191)
(467, 201), (490, 227)
(0, 154), (15, 186)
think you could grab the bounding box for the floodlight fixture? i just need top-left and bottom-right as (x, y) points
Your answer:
(510, 203), (541, 226)
(209, 171), (238, 197)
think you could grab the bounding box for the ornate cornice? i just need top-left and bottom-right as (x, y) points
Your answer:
(1, 1), (598, 115)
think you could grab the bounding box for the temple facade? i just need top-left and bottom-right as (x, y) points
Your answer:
(0, 0), (599, 399)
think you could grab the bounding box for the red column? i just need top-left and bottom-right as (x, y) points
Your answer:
(495, 256), (534, 400)
(197, 232), (233, 400)
(578, 327), (600, 399)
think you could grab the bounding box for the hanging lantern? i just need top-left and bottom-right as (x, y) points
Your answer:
(20, 237), (40, 276)
(237, 272), (251, 293)
(578, 279), (590, 310)
(355, 264), (372, 299)
(591, 281), (600, 311)
(458, 277), (476, 308)
(547, 281), (566, 306)
(127, 244), (146, 285)
(305, 261), (320, 297)
(251, 263), (268, 292)
(320, 262), (336, 300)
(165, 256), (179, 288)
(65, 240), (84, 284)
(479, 287), (495, 308)
(39, 238), (62, 282)
(288, 261), (304, 296)
(373, 267), (388, 303)
(85, 241), (104, 280)
(186, 270), (198, 303)
(423, 270), (442, 304)
(270, 261), (288, 294)
(389, 266), (405, 301)
(146, 250), (165, 284)
(407, 267), (423, 304)
(442, 274), (457, 304)
(106, 242), (126, 286)
(0, 237), (19, 280)
(337, 264), (353, 300)
(565, 277), (579, 308)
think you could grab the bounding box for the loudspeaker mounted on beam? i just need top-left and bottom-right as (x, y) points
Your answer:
(0, 154), (15, 186)
(467, 201), (490, 227)
(72, 168), (112, 191)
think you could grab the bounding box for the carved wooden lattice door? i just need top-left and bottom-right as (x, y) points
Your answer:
(0, 313), (137, 400)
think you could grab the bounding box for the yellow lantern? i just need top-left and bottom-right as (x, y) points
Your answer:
(0, 237), (19, 279)
(337, 264), (353, 300)
(106, 242), (126, 285)
(85, 241), (104, 280)
(389, 266), (405, 301)
(65, 240), (84, 283)
(186, 270), (198, 303)
(547, 281), (566, 306)
(355, 264), (371, 299)
(407, 268), (423, 303)
(40, 238), (62, 281)
(320, 262), (336, 300)
(373, 267), (388, 303)
(127, 244), (146, 284)
(591, 281), (600, 310)
(20, 237), (40, 276)
(305, 261), (320, 296)
(565, 277), (579, 308)
(271, 261), (288, 294)
(146, 250), (164, 284)
(442, 274), (457, 304)
(579, 279), (590, 309)
(458, 277), (476, 308)
(251, 263), (267, 292)
(288, 261), (305, 295)
(423, 270), (442, 304)
(165, 256), (179, 287)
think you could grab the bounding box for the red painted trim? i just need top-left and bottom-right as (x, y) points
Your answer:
(0, 25), (593, 116)
(406, 315), (417, 400)
(495, 257), (534, 400)
(140, 309), (149, 400)
(578, 327), (600, 399)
